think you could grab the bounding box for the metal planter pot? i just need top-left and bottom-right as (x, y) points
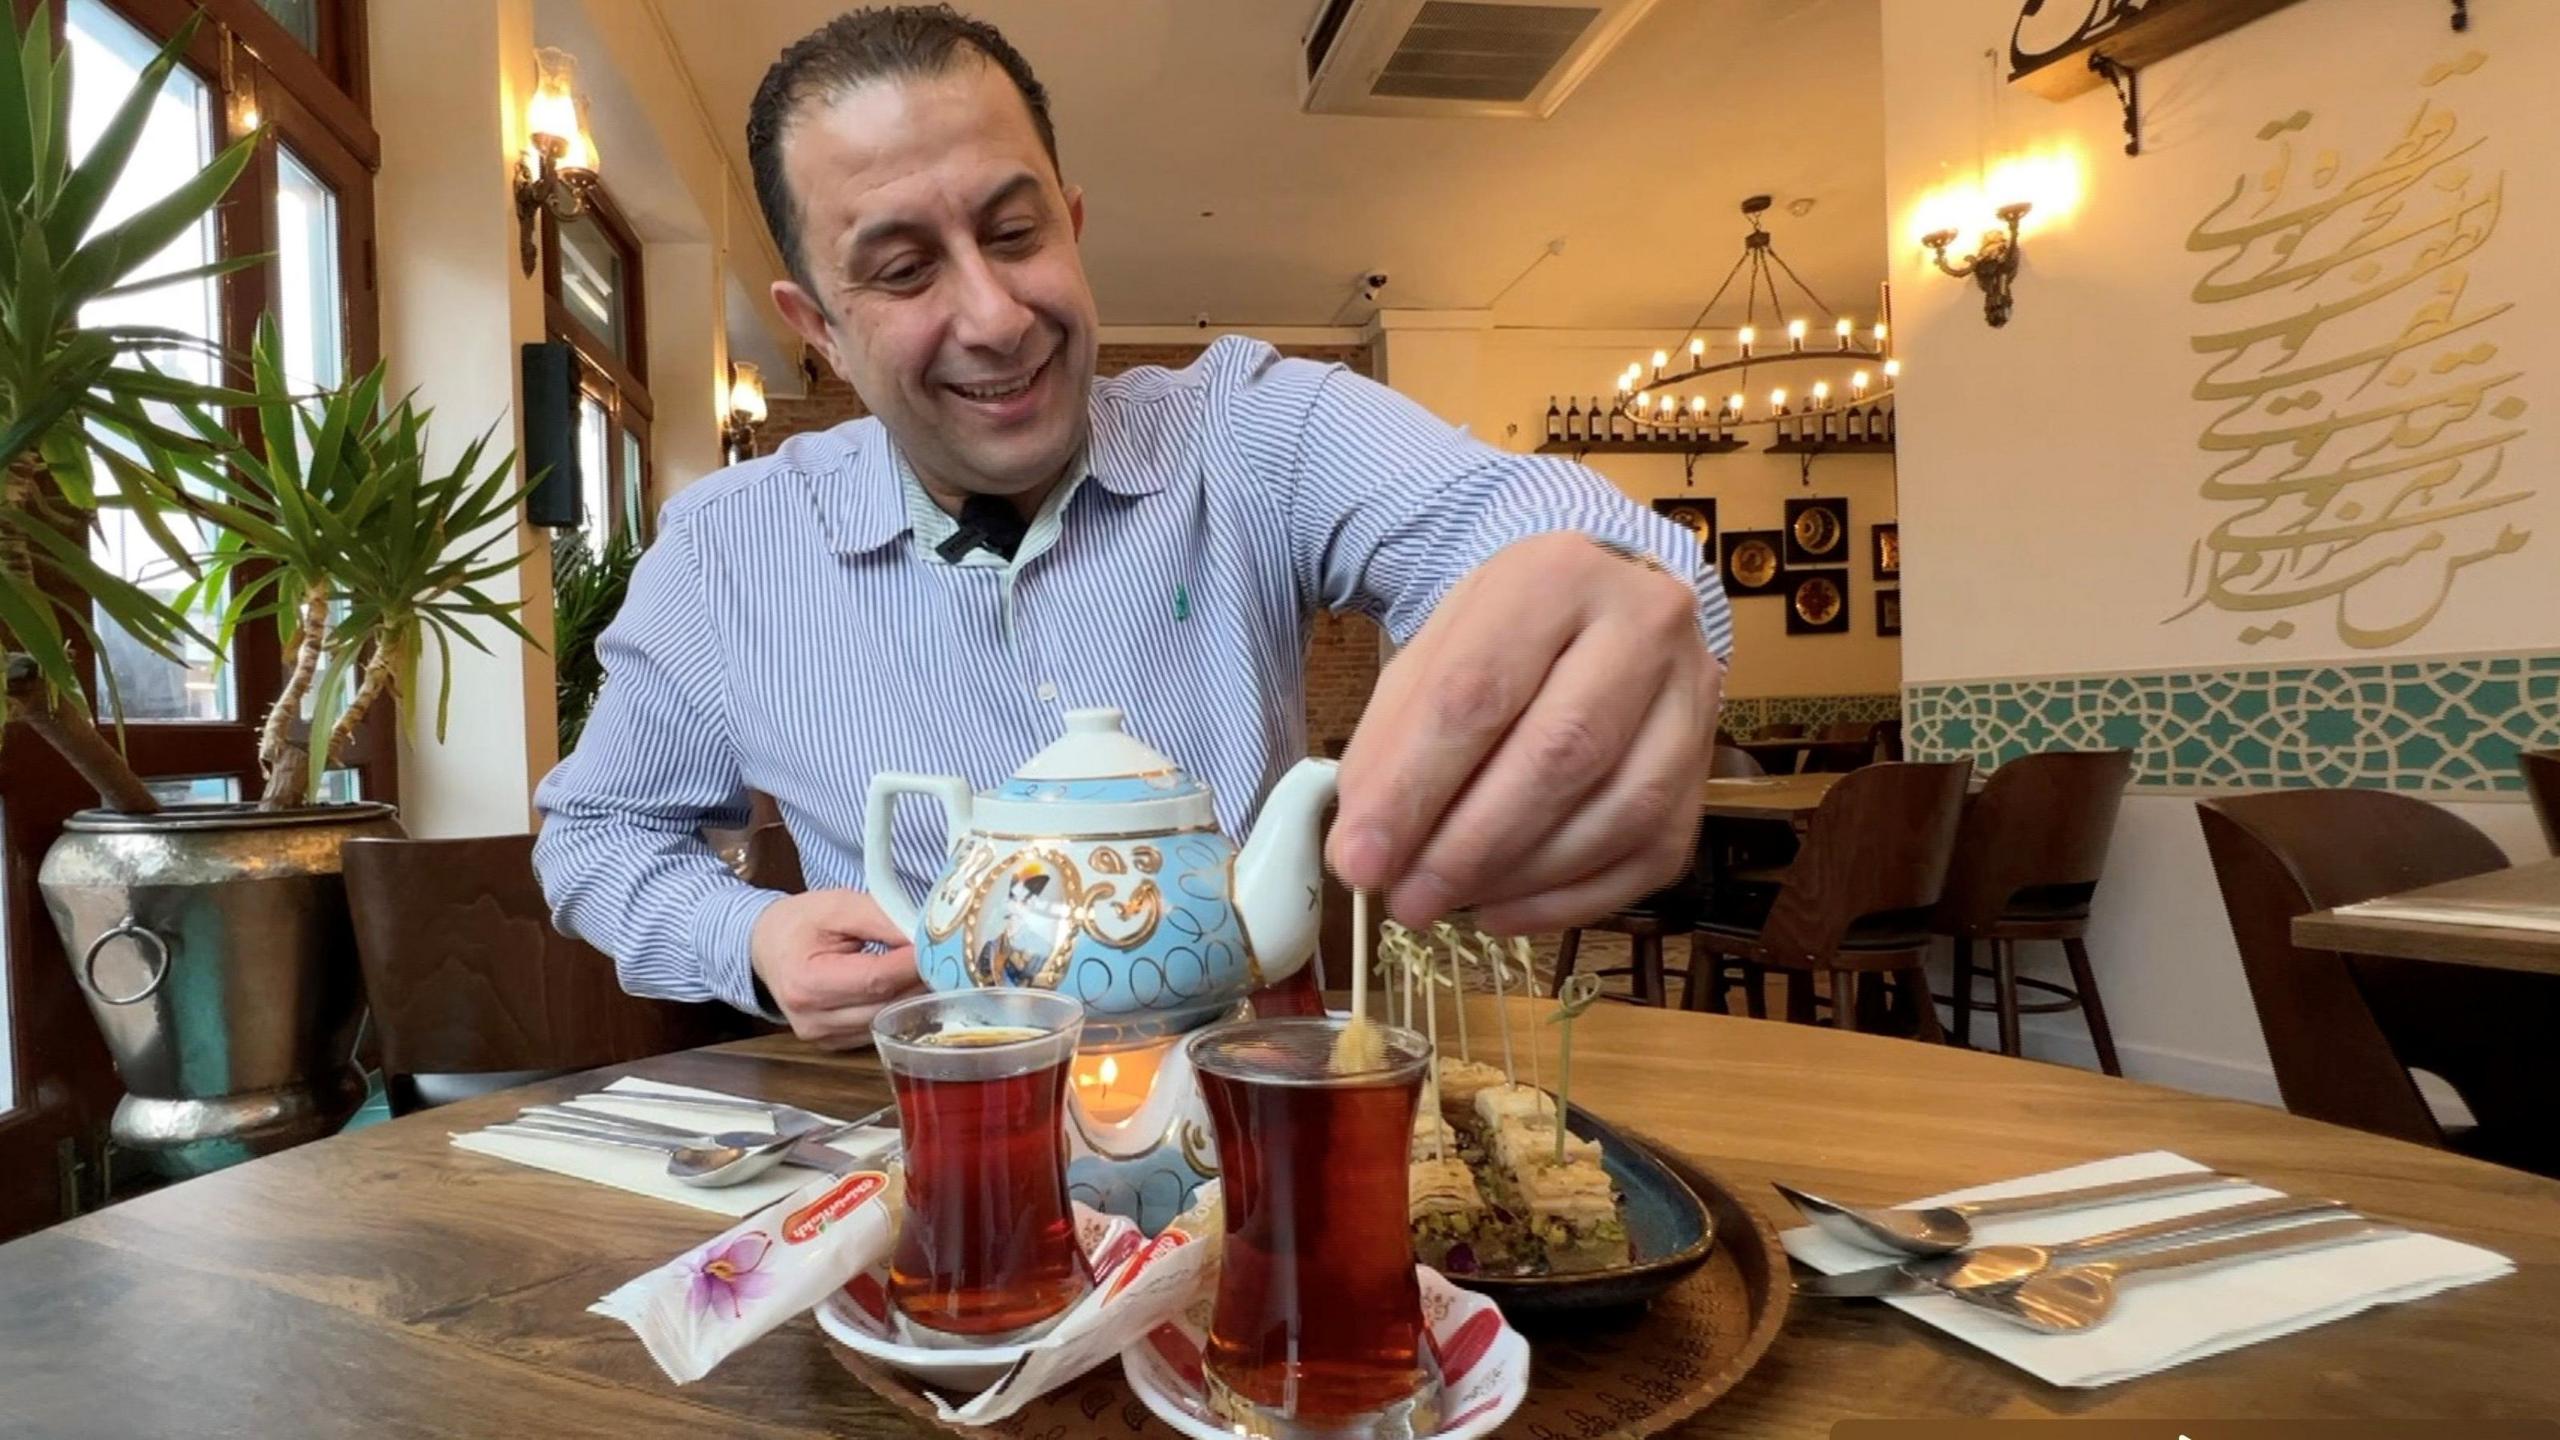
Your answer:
(38, 801), (403, 1177)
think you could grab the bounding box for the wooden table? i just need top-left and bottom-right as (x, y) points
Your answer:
(5, 1003), (2556, 1436)
(1701, 771), (1842, 820)
(2294, 857), (2560, 977)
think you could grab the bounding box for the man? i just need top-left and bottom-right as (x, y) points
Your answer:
(534, 5), (1729, 1048)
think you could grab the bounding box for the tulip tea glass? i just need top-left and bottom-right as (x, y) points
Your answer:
(873, 987), (1091, 1339)
(1189, 1017), (1441, 1439)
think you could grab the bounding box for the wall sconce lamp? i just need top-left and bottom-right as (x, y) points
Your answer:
(722, 361), (768, 463)
(515, 47), (600, 276)
(1921, 202), (2031, 328)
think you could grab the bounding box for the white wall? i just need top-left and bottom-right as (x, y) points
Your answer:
(1374, 314), (1902, 702)
(371, 0), (552, 838)
(1883, 0), (2560, 1097)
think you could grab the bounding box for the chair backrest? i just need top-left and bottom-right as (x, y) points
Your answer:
(1710, 745), (1766, 779)
(1759, 721), (1807, 740)
(2193, 791), (2510, 1147)
(1933, 750), (2135, 933)
(2525, 749), (2560, 856)
(345, 835), (756, 1115)
(1817, 721), (1873, 742)
(1758, 761), (1973, 965)
(1871, 718), (1906, 764)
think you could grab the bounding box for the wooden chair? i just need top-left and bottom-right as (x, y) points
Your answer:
(1683, 761), (1973, 1034)
(1554, 817), (1713, 1007)
(2525, 748), (2560, 856)
(1710, 745), (1766, 779)
(345, 835), (758, 1116)
(1870, 718), (1906, 764)
(1931, 750), (2135, 1073)
(2197, 792), (2559, 1177)
(1801, 721), (1877, 774)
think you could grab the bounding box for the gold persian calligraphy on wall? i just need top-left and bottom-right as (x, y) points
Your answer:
(2175, 51), (2530, 650)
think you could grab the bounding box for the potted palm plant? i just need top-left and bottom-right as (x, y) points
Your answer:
(551, 527), (638, 755)
(14, 5), (537, 1176)
(40, 318), (535, 1175)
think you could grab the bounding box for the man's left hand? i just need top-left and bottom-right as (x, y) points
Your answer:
(1327, 532), (1721, 934)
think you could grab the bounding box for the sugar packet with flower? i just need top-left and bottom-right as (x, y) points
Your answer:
(591, 1163), (903, 1384)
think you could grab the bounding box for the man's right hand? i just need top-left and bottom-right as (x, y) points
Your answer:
(748, 888), (924, 1048)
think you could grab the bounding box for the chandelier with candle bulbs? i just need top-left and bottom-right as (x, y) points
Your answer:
(1613, 195), (1899, 439)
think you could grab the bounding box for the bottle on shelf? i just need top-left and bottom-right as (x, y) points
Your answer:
(1610, 400), (1631, 443)
(1845, 405), (1867, 443)
(1819, 401), (1838, 444)
(1881, 402), (1897, 444)
(1547, 396), (1565, 446)
(1562, 396), (1581, 444)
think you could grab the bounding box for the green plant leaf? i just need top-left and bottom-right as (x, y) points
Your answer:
(48, 12), (207, 254)
(59, 128), (255, 307)
(0, 5), (37, 203)
(0, 554), (78, 699)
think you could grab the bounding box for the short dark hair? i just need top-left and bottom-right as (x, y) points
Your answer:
(747, 5), (1059, 292)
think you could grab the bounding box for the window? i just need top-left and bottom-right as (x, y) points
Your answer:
(543, 186), (652, 548)
(1, 0), (378, 1236)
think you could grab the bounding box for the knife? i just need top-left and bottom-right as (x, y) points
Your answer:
(1795, 1194), (2352, 1298)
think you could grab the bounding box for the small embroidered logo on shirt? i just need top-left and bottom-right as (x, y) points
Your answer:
(1173, 584), (1191, 621)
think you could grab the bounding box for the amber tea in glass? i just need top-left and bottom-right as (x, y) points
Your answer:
(1189, 1017), (1441, 1439)
(873, 987), (1090, 1339)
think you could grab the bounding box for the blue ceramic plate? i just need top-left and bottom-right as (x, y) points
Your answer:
(1444, 1105), (1716, 1314)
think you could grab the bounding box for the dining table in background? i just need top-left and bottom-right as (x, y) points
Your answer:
(1, 1001), (2554, 1436)
(2292, 856), (2560, 978)
(1700, 771), (1845, 823)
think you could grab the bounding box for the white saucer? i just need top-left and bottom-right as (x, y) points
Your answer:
(1121, 1267), (1529, 1440)
(815, 1203), (1146, 1392)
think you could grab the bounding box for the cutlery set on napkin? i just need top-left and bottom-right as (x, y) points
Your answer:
(1776, 1151), (2514, 1387)
(449, 1078), (902, 1216)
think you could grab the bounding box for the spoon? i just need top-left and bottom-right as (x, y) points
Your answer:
(490, 1117), (803, 1187)
(1796, 1193), (2353, 1297)
(1774, 1171), (2254, 1257)
(1949, 1216), (2400, 1332)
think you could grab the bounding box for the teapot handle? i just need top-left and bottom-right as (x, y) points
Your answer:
(863, 772), (975, 938)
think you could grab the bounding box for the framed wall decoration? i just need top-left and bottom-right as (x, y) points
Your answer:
(1877, 588), (1902, 637)
(1873, 523), (1900, 582)
(1783, 496), (1849, 568)
(1653, 496), (1717, 555)
(1788, 571), (1851, 636)
(1719, 529), (1788, 598)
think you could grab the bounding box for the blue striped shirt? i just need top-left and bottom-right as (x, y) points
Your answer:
(533, 337), (1733, 1014)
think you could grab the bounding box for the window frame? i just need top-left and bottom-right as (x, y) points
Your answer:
(542, 183), (653, 547)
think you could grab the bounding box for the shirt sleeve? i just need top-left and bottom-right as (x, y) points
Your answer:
(531, 518), (782, 1017)
(1228, 343), (1734, 659)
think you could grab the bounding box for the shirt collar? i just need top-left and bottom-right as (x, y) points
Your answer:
(803, 396), (1163, 559)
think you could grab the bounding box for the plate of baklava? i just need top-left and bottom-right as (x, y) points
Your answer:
(1410, 1056), (1715, 1314)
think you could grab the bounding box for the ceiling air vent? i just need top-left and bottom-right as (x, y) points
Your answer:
(1301, 0), (1662, 119)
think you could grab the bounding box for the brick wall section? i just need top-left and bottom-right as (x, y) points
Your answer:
(758, 343), (1385, 760)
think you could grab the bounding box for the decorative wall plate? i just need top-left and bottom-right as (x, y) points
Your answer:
(1784, 497), (1848, 566)
(1719, 530), (1787, 597)
(1653, 497), (1717, 553)
(1788, 572), (1850, 635)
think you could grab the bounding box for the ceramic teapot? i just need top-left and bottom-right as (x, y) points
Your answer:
(865, 708), (1339, 1046)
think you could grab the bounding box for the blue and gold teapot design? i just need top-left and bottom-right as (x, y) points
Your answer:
(865, 708), (1339, 1048)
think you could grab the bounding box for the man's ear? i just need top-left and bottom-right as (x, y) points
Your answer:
(772, 279), (845, 379)
(1065, 183), (1084, 242)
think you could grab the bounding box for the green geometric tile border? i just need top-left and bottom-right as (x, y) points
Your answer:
(1905, 651), (2560, 794)
(1723, 693), (1902, 742)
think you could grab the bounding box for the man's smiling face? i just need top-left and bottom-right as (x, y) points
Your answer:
(770, 56), (1098, 507)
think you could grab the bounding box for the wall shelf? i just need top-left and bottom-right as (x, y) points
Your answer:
(1535, 438), (1750, 457)
(1764, 438), (1896, 455)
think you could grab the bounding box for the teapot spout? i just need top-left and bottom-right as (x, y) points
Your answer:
(1233, 758), (1339, 989)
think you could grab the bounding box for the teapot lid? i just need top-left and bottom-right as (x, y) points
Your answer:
(992, 708), (1210, 808)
